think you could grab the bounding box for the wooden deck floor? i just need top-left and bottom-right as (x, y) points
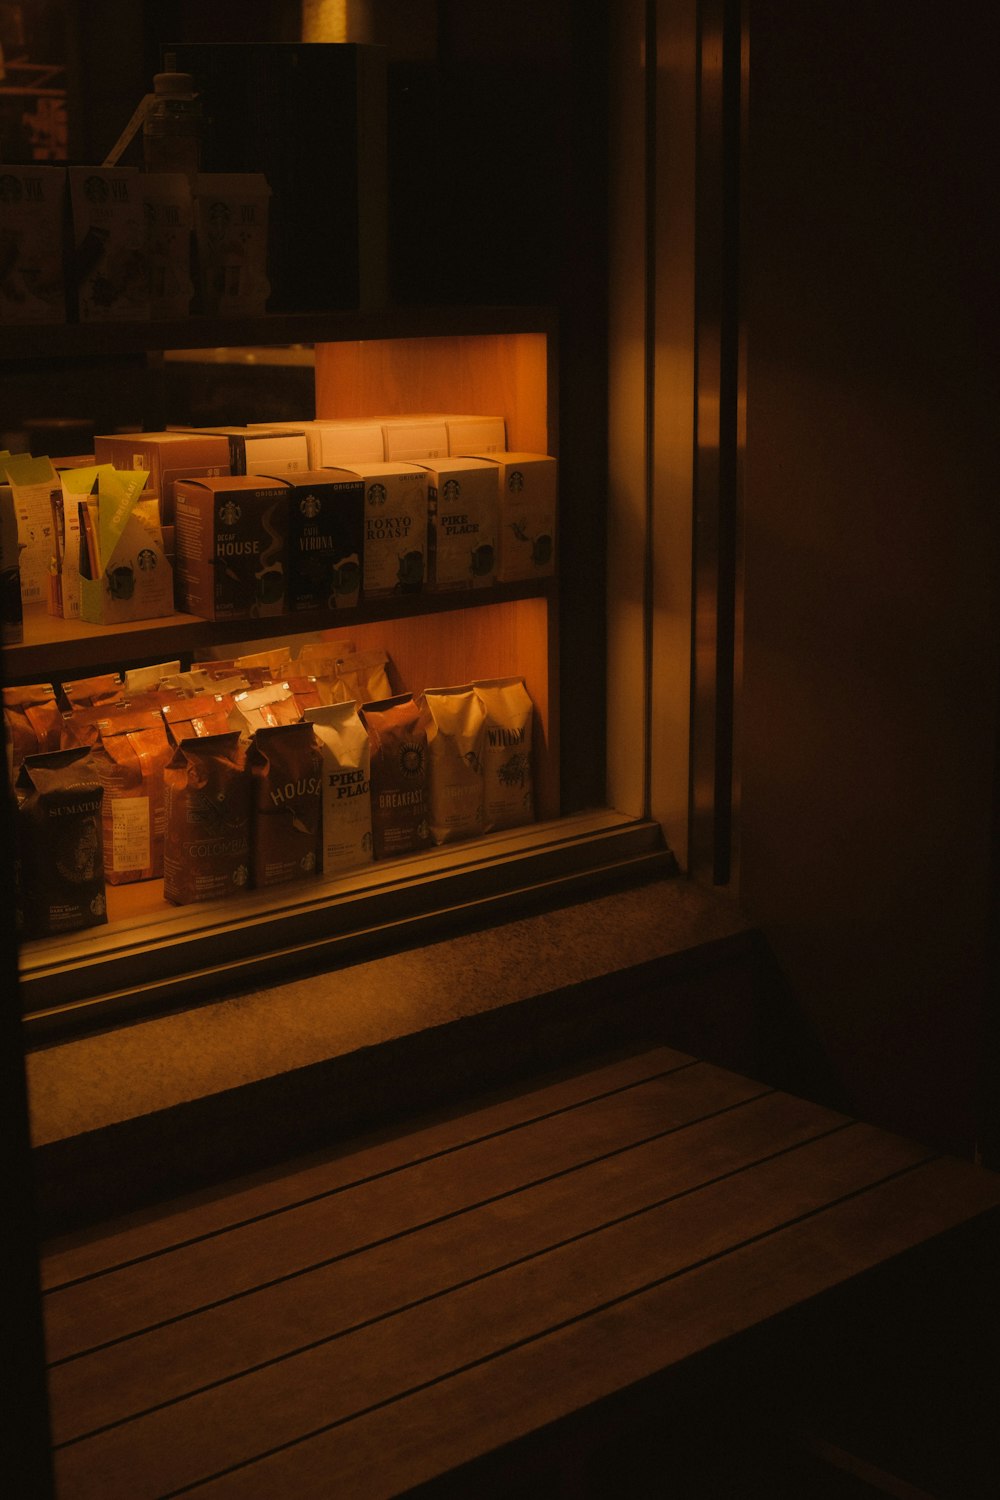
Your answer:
(40, 1045), (1000, 1498)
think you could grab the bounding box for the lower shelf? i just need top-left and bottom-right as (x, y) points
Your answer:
(20, 808), (675, 1037)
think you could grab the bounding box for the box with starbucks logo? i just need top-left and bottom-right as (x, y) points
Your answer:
(174, 474), (289, 620)
(328, 461), (428, 598)
(419, 457), (498, 591)
(0, 164), (67, 324)
(68, 166), (148, 322)
(263, 468), (364, 613)
(465, 451), (556, 582)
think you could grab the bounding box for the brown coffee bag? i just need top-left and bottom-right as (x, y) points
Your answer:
(3, 683), (63, 773)
(163, 732), (250, 905)
(364, 694), (431, 859)
(248, 723), (322, 888)
(68, 705), (172, 884)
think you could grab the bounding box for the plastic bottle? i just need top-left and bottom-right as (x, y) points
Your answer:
(142, 71), (202, 176)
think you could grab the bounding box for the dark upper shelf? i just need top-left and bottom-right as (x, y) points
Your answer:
(0, 306), (555, 363)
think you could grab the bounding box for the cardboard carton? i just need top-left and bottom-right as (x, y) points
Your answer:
(68, 166), (149, 322)
(249, 420), (385, 468)
(465, 451), (556, 582)
(0, 164), (67, 324)
(328, 461), (428, 598)
(177, 426), (308, 477)
(60, 464), (174, 625)
(420, 457), (499, 591)
(3, 455), (58, 609)
(93, 431), (231, 525)
(174, 474), (289, 620)
(268, 468), (364, 613)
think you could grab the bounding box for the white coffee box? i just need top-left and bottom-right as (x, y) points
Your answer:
(68, 166), (149, 322)
(333, 460), (428, 597)
(420, 457), (499, 591)
(444, 414), (507, 455)
(380, 416), (449, 462)
(249, 420), (385, 468)
(0, 164), (67, 324)
(465, 451), (556, 582)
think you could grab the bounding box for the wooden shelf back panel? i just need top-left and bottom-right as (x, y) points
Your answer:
(314, 333), (550, 455)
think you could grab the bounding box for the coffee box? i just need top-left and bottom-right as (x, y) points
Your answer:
(0, 164), (67, 324)
(3, 455), (57, 609)
(331, 460), (428, 598)
(249, 420), (385, 468)
(93, 431), (231, 525)
(142, 173), (194, 319)
(272, 468), (364, 613)
(380, 416), (449, 462)
(174, 474), (289, 620)
(179, 426), (309, 477)
(465, 451), (556, 582)
(68, 166), (149, 322)
(0, 482), (23, 643)
(421, 457), (499, 590)
(192, 173), (271, 317)
(445, 414), (506, 455)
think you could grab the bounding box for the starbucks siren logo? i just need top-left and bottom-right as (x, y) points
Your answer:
(399, 741), (424, 777)
(219, 500), (242, 526)
(300, 493), (321, 519)
(84, 175), (110, 204)
(367, 483), (387, 507)
(443, 479), (461, 502)
(508, 470), (525, 493)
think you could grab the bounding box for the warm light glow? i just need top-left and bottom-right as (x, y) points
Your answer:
(301, 0), (348, 42)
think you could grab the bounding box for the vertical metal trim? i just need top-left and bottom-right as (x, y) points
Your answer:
(691, 0), (743, 885)
(642, 0), (658, 820)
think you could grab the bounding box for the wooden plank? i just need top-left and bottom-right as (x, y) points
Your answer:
(48, 1089), (846, 1445)
(156, 1158), (1000, 1500)
(51, 1125), (935, 1499)
(42, 1045), (694, 1290)
(45, 1060), (761, 1359)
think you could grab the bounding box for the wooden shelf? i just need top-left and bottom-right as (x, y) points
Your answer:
(6, 581), (555, 680)
(0, 305), (555, 365)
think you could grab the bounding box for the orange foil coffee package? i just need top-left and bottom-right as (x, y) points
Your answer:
(364, 694), (431, 860)
(3, 683), (64, 775)
(73, 705), (173, 884)
(248, 722), (322, 888)
(163, 732), (250, 905)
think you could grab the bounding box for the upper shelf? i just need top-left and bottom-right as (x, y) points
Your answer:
(0, 305), (556, 364)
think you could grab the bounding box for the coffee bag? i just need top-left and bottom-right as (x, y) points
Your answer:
(248, 723), (322, 888)
(422, 685), (487, 845)
(3, 683), (63, 773)
(332, 648), (392, 706)
(16, 746), (107, 938)
(364, 695), (431, 859)
(163, 732), (250, 905)
(474, 677), (535, 830)
(305, 702), (373, 876)
(72, 705), (173, 884)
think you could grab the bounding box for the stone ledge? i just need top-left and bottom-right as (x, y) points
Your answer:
(28, 876), (767, 1232)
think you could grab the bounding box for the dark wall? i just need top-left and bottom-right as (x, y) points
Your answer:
(739, 2), (998, 1154)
